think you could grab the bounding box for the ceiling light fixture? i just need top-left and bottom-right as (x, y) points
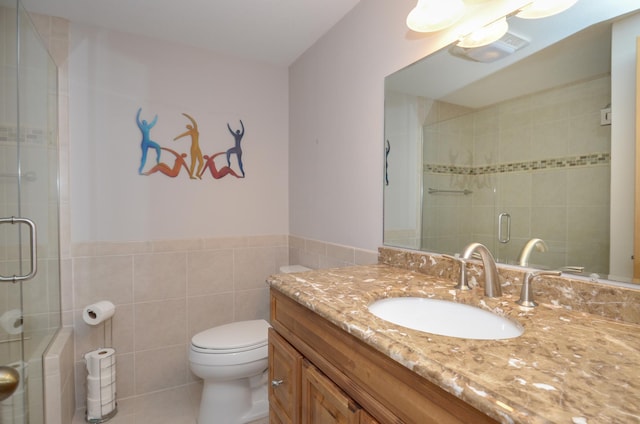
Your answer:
(457, 17), (509, 49)
(515, 0), (579, 19)
(406, 0), (465, 33)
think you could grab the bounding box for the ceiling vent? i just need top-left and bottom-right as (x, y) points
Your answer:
(450, 31), (529, 63)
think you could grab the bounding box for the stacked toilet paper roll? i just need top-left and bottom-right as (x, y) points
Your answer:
(84, 348), (117, 420)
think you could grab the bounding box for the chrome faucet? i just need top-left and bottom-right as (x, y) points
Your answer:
(517, 270), (561, 307)
(517, 238), (548, 267)
(461, 243), (502, 297)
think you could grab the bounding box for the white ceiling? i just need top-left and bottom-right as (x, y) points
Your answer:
(22, 0), (361, 66)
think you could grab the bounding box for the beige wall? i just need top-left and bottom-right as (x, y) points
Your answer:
(69, 235), (375, 408)
(288, 235), (378, 270)
(44, 15), (381, 417)
(70, 236), (285, 406)
(63, 20), (290, 413)
(68, 23), (290, 243)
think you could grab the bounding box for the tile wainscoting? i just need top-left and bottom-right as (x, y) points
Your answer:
(69, 235), (378, 414)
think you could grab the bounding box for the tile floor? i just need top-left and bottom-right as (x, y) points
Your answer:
(71, 383), (268, 424)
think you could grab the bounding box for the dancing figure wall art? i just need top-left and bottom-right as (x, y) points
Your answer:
(136, 108), (162, 175)
(226, 120), (245, 177)
(136, 108), (247, 181)
(173, 113), (204, 179)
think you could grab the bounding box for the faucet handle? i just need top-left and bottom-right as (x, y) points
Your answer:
(442, 254), (471, 291)
(516, 270), (561, 307)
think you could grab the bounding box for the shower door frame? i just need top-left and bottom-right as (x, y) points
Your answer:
(1, 0), (62, 423)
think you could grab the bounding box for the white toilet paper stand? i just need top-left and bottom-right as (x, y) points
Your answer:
(85, 317), (117, 423)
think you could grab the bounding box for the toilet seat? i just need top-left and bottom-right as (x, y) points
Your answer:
(191, 319), (271, 353)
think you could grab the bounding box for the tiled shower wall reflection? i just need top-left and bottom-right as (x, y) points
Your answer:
(70, 235), (378, 410)
(423, 75), (611, 274)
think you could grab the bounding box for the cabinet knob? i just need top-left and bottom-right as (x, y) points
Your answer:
(271, 379), (284, 387)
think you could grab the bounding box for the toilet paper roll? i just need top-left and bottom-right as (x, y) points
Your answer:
(87, 374), (116, 399)
(86, 397), (115, 420)
(82, 301), (115, 326)
(87, 371), (116, 387)
(0, 309), (23, 335)
(87, 377), (116, 400)
(84, 348), (116, 377)
(87, 383), (115, 403)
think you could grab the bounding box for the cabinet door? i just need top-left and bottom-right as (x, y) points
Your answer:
(269, 328), (302, 424)
(301, 360), (361, 424)
(359, 411), (380, 424)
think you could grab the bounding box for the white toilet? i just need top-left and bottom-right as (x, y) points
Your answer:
(189, 319), (272, 424)
(189, 264), (310, 424)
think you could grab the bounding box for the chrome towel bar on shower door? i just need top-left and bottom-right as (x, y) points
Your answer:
(427, 188), (473, 195)
(0, 217), (37, 283)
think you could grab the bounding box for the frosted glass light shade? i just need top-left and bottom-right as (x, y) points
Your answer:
(516, 0), (579, 19)
(406, 0), (465, 33)
(457, 17), (509, 48)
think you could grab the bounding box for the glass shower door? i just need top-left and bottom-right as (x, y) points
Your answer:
(0, 0), (60, 423)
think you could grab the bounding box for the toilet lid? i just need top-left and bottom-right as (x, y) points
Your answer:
(191, 319), (271, 351)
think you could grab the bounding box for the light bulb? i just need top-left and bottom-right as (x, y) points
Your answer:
(516, 0), (579, 19)
(457, 17), (509, 49)
(406, 0), (465, 33)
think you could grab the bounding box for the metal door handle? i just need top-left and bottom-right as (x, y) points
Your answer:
(0, 217), (37, 282)
(271, 379), (284, 387)
(498, 213), (511, 243)
(0, 366), (20, 401)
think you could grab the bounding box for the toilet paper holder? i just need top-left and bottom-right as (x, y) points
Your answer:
(84, 348), (117, 423)
(84, 315), (117, 423)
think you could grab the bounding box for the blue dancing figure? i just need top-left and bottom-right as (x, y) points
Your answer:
(226, 120), (245, 177)
(136, 108), (162, 175)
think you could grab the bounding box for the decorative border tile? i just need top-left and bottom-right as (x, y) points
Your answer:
(424, 153), (610, 175)
(0, 124), (48, 144)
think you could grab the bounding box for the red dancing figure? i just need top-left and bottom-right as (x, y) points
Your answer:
(199, 152), (241, 179)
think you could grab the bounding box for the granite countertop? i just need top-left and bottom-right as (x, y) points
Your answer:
(267, 264), (640, 424)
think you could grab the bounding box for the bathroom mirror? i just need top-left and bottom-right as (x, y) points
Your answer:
(383, 1), (640, 284)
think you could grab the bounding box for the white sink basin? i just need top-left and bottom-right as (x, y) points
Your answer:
(368, 297), (523, 340)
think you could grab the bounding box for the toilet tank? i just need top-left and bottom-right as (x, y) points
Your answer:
(279, 265), (311, 273)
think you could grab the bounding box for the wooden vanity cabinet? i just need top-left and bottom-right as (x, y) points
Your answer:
(269, 328), (377, 423)
(269, 289), (498, 424)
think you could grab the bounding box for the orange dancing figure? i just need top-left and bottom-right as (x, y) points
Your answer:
(199, 152), (241, 179)
(144, 148), (189, 177)
(174, 113), (204, 179)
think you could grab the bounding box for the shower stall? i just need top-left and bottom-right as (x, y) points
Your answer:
(0, 0), (61, 423)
